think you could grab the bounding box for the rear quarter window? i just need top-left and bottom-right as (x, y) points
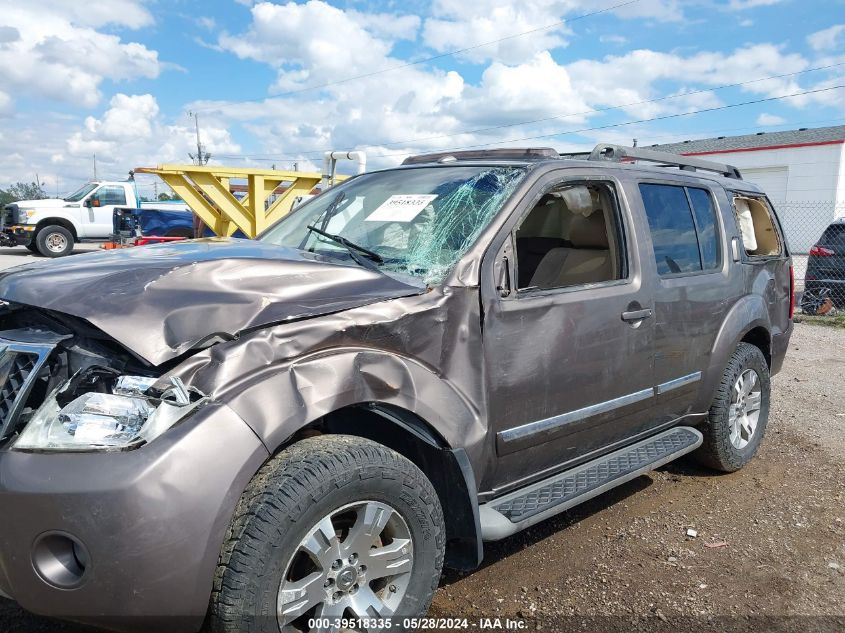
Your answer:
(820, 224), (845, 249)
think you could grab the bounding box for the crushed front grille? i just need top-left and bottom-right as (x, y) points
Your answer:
(0, 352), (38, 424)
(0, 343), (53, 442)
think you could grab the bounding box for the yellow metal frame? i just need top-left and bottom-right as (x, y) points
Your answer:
(135, 165), (347, 238)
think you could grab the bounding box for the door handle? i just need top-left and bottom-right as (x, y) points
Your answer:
(621, 308), (653, 322)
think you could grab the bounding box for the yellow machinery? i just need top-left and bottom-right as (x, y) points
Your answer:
(134, 165), (348, 238)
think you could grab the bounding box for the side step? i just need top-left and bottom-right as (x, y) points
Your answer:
(479, 426), (703, 541)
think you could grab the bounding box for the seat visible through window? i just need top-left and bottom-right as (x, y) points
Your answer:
(516, 183), (623, 290)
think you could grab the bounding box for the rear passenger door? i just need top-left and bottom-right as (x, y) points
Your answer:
(636, 180), (733, 424)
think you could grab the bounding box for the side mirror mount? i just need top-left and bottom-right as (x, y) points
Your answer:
(84, 198), (93, 208)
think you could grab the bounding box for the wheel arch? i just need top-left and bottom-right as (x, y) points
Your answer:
(703, 294), (772, 406)
(274, 403), (484, 571)
(35, 218), (79, 240)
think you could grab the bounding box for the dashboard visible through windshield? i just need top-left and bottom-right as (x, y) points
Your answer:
(260, 165), (526, 284)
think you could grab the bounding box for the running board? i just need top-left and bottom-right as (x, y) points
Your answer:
(479, 426), (703, 541)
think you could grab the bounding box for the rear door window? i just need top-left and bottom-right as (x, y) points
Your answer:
(639, 183), (721, 275)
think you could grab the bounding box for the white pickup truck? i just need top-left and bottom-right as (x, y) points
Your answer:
(1, 180), (188, 257)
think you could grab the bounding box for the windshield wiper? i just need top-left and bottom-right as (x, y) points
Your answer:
(306, 224), (384, 269)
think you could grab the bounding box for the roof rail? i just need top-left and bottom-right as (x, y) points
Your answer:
(587, 144), (743, 180)
(402, 147), (559, 165)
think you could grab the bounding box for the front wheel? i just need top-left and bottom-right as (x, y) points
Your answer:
(35, 225), (74, 257)
(208, 435), (445, 633)
(694, 342), (771, 472)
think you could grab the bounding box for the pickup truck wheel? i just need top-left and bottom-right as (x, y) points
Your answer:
(35, 225), (73, 257)
(25, 242), (38, 252)
(208, 435), (445, 633)
(694, 342), (771, 473)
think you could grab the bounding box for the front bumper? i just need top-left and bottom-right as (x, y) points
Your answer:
(0, 226), (36, 246)
(0, 402), (268, 632)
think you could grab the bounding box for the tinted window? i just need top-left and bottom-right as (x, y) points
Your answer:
(639, 184), (701, 275)
(820, 224), (845, 249)
(97, 186), (127, 206)
(687, 187), (720, 269)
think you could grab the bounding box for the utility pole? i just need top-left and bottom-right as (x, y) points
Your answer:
(93, 154), (98, 180)
(188, 111), (211, 165)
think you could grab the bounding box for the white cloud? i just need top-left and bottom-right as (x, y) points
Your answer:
(64, 94), (241, 178)
(727, 0), (784, 9)
(0, 2), (161, 109)
(0, 91), (12, 118)
(808, 24), (845, 52)
(422, 0), (683, 65)
(600, 34), (628, 45)
(218, 1), (418, 93)
(756, 113), (786, 125)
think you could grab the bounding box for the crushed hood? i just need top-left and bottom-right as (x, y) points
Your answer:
(0, 238), (423, 365)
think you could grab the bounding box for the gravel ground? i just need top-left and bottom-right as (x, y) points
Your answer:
(1, 323), (843, 632)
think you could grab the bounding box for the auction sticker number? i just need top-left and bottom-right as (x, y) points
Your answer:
(365, 194), (438, 222)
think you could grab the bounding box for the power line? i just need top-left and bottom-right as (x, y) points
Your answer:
(214, 62), (845, 161)
(192, 0), (641, 112)
(366, 83), (845, 159)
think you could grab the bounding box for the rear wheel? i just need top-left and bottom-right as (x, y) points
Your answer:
(694, 342), (770, 472)
(208, 435), (445, 633)
(35, 225), (74, 257)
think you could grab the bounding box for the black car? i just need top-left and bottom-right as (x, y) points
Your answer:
(805, 218), (845, 309)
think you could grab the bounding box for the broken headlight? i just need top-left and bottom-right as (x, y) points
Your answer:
(13, 376), (203, 451)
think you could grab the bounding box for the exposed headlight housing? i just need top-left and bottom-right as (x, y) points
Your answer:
(14, 376), (204, 452)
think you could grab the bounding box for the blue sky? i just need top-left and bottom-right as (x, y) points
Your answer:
(1, 0), (844, 196)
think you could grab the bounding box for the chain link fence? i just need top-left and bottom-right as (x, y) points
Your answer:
(774, 201), (845, 316)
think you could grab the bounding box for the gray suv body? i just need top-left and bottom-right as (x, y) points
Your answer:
(0, 145), (793, 632)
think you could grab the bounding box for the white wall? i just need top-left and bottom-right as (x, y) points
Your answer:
(701, 143), (843, 203)
(694, 143), (844, 253)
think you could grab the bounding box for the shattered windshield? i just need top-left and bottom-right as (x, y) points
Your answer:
(260, 166), (526, 284)
(64, 183), (98, 202)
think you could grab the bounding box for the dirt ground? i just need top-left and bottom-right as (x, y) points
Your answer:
(1, 322), (843, 632)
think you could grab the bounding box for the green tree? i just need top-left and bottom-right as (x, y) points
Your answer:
(0, 181), (47, 206)
(158, 192), (177, 201)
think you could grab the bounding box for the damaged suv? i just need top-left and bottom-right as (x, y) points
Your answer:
(0, 145), (793, 632)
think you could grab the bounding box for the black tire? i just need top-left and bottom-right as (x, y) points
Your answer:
(694, 342), (771, 472)
(35, 225), (74, 257)
(25, 242), (38, 252)
(208, 435), (445, 633)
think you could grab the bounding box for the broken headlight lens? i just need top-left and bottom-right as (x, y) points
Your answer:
(13, 376), (202, 451)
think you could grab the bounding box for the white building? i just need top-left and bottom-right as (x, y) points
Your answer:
(654, 125), (845, 252)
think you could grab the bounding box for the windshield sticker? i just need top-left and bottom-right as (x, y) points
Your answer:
(365, 194), (438, 222)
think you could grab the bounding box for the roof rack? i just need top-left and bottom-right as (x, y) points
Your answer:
(587, 144), (743, 180)
(402, 147), (559, 165)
